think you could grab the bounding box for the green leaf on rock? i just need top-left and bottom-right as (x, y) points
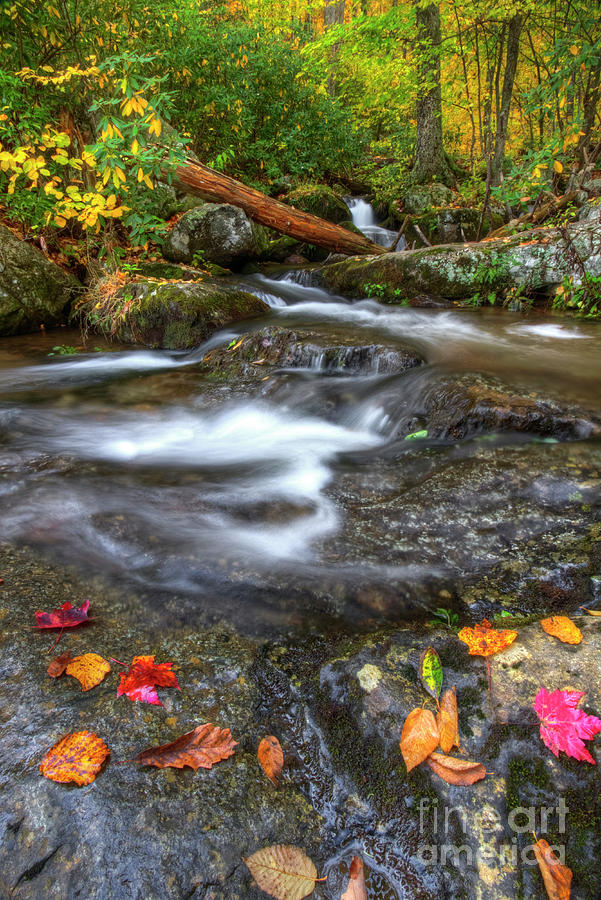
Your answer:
(405, 429), (428, 441)
(419, 646), (443, 701)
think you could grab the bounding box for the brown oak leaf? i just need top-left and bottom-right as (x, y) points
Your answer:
(132, 723), (238, 770)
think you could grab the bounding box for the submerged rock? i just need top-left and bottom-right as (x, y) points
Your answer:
(321, 219), (601, 304)
(201, 324), (424, 378)
(111, 279), (268, 349)
(0, 225), (79, 336)
(163, 203), (269, 269)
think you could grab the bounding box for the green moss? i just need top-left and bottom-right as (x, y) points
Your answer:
(286, 183), (349, 224)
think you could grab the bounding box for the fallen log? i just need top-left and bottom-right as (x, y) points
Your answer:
(173, 158), (387, 257)
(487, 190), (579, 239)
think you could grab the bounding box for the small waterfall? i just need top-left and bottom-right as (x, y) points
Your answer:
(345, 197), (403, 249)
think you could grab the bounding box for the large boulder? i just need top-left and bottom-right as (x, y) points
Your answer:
(102, 279), (268, 349)
(403, 183), (454, 215)
(321, 219), (601, 303)
(0, 225), (78, 335)
(163, 203), (269, 270)
(285, 183), (349, 224)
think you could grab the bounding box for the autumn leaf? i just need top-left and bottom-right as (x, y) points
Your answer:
(540, 616), (582, 645)
(40, 730), (110, 785)
(34, 600), (91, 630)
(419, 646), (443, 701)
(258, 735), (284, 786)
(341, 855), (367, 900)
(65, 653), (111, 691)
(400, 707), (440, 772)
(116, 655), (180, 705)
(47, 650), (72, 678)
(457, 619), (517, 656)
(425, 752), (487, 785)
(243, 845), (319, 900)
(132, 723), (237, 770)
(533, 837), (572, 900)
(437, 686), (460, 754)
(534, 687), (601, 764)
(580, 606), (601, 617)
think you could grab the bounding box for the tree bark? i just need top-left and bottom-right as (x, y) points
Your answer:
(412, 2), (452, 185)
(491, 13), (524, 186)
(173, 159), (387, 256)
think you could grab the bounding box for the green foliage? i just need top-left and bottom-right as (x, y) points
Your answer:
(553, 273), (601, 317)
(428, 607), (459, 628)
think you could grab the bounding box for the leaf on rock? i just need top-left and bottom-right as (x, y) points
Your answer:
(400, 707), (440, 772)
(258, 735), (284, 786)
(437, 687), (460, 754)
(117, 655), (180, 705)
(534, 687), (601, 764)
(341, 855), (367, 900)
(425, 752), (487, 785)
(540, 616), (582, 645)
(533, 837), (572, 900)
(457, 619), (517, 657)
(40, 730), (110, 786)
(580, 606), (601, 617)
(419, 646), (443, 701)
(243, 845), (319, 900)
(47, 650), (73, 678)
(34, 600), (91, 630)
(133, 723), (238, 770)
(65, 653), (111, 692)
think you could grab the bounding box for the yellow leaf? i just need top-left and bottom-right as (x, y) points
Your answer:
(570, 45), (579, 55)
(131, 138), (139, 154)
(243, 845), (319, 900)
(554, 160), (563, 174)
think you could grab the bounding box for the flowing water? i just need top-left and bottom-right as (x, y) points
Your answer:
(1, 271), (601, 636)
(345, 197), (401, 248)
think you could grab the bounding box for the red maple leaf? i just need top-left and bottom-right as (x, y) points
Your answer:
(534, 687), (601, 764)
(34, 600), (91, 630)
(116, 655), (180, 706)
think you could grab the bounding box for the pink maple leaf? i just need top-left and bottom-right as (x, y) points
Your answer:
(534, 687), (601, 764)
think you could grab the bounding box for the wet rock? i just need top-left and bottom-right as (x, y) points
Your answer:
(201, 325), (424, 379)
(163, 203), (269, 270)
(423, 374), (601, 441)
(0, 226), (79, 336)
(320, 219), (601, 303)
(286, 184), (350, 224)
(110, 280), (268, 349)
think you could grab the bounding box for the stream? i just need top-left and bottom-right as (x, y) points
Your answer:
(1, 210), (601, 637)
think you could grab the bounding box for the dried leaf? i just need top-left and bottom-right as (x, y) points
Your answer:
(419, 646), (443, 701)
(258, 735), (284, 786)
(534, 687), (601, 764)
(437, 687), (460, 754)
(426, 752), (487, 785)
(40, 730), (110, 786)
(117, 655), (180, 705)
(341, 855), (367, 900)
(47, 650), (72, 678)
(133, 723), (238, 770)
(540, 616), (582, 645)
(580, 606), (601, 617)
(400, 707), (440, 772)
(34, 600), (91, 630)
(65, 653), (111, 691)
(244, 845), (318, 900)
(533, 837), (572, 900)
(457, 619), (517, 657)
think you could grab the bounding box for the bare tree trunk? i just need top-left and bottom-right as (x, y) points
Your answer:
(491, 13), (524, 186)
(173, 159), (387, 256)
(412, 2), (453, 185)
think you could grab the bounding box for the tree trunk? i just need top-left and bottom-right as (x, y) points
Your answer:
(173, 159), (387, 256)
(491, 13), (524, 186)
(412, 2), (452, 185)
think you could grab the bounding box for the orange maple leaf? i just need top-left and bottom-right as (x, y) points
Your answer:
(40, 730), (110, 785)
(457, 619), (517, 657)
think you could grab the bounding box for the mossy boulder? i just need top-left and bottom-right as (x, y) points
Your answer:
(0, 225), (79, 335)
(321, 219), (601, 303)
(285, 183), (349, 224)
(111, 280), (268, 349)
(163, 203), (269, 270)
(403, 183), (453, 215)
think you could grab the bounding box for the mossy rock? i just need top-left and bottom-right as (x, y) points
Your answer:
(163, 203), (269, 270)
(403, 183), (453, 215)
(110, 280), (269, 349)
(286, 183), (349, 224)
(0, 225), (79, 335)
